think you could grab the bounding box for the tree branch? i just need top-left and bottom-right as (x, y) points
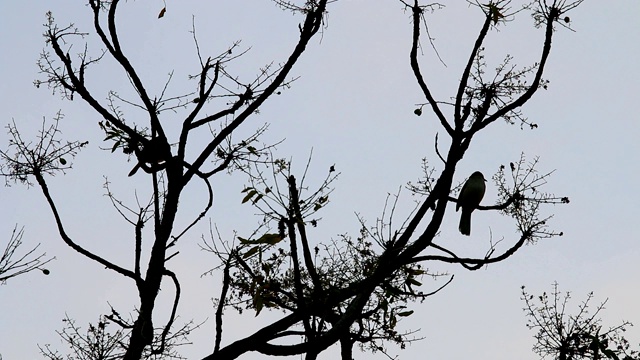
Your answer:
(34, 171), (138, 280)
(408, 0), (454, 136)
(183, 0), (328, 184)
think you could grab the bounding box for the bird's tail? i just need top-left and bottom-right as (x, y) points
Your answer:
(459, 209), (472, 236)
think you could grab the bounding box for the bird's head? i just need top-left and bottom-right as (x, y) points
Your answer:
(470, 171), (486, 182)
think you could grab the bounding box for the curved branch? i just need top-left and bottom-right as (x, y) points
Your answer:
(454, 13), (492, 127)
(409, 227), (537, 269)
(424, 273), (454, 296)
(168, 172), (214, 246)
(408, 1), (453, 136)
(434, 132), (445, 164)
(34, 171), (138, 280)
(204, 313), (301, 360)
(152, 270), (181, 355)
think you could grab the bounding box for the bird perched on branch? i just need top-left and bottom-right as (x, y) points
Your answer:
(456, 171), (486, 236)
(127, 136), (171, 176)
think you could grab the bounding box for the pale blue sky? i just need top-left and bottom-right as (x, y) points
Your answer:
(1, 1), (639, 359)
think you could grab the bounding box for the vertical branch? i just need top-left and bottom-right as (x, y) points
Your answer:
(152, 171), (161, 237)
(134, 213), (143, 280)
(103, 0), (165, 139)
(454, 13), (492, 128)
(179, 61), (220, 161)
(339, 335), (354, 360)
(408, 0), (453, 136)
(287, 175), (321, 288)
(286, 178), (313, 336)
(214, 253), (232, 354)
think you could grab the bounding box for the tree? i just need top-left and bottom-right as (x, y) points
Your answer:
(522, 283), (639, 360)
(0, 0), (584, 359)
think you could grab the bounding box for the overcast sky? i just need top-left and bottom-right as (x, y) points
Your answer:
(1, 1), (639, 359)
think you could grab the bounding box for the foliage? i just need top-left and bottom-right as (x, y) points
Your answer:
(38, 314), (195, 360)
(522, 283), (639, 360)
(0, 112), (87, 186)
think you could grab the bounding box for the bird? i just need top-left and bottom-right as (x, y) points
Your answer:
(127, 137), (171, 176)
(456, 171), (486, 236)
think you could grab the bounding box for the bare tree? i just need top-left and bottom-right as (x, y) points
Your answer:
(522, 283), (639, 360)
(0, 0), (586, 359)
(38, 313), (194, 360)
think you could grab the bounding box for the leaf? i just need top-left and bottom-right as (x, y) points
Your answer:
(111, 140), (121, 153)
(314, 195), (329, 211)
(602, 349), (618, 360)
(390, 314), (397, 328)
(406, 277), (422, 286)
(241, 187), (255, 193)
(261, 263), (271, 276)
(239, 233), (282, 245)
(158, 7), (166, 18)
(242, 190), (258, 204)
(256, 233), (282, 245)
(385, 286), (402, 296)
(59, 157), (67, 165)
(397, 310), (414, 317)
(243, 246), (260, 258)
(254, 294), (264, 316)
(252, 193), (264, 205)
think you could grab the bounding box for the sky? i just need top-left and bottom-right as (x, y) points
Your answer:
(1, 1), (639, 359)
